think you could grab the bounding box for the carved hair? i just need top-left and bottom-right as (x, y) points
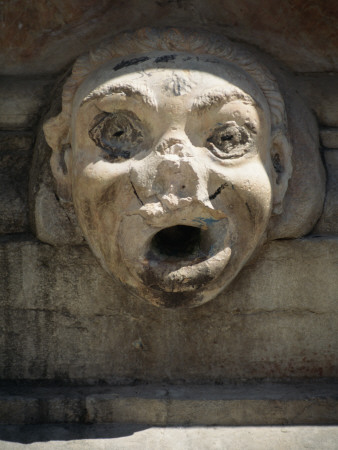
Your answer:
(44, 28), (289, 154)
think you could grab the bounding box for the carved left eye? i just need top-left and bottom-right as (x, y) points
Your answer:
(89, 111), (144, 161)
(206, 121), (251, 159)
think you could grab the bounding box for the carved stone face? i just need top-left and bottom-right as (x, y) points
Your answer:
(69, 53), (275, 307)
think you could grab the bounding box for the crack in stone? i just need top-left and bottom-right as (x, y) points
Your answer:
(130, 180), (144, 205)
(209, 182), (228, 200)
(245, 202), (253, 220)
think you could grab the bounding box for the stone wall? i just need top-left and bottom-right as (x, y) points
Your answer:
(0, 0), (337, 383)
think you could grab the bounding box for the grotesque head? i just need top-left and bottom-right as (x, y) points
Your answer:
(42, 28), (322, 308)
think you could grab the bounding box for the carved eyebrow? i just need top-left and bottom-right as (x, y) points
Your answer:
(191, 90), (254, 113)
(81, 84), (157, 109)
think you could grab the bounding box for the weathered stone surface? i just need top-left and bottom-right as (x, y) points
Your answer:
(320, 128), (338, 149)
(1, 1), (338, 75)
(0, 382), (337, 425)
(0, 236), (337, 382)
(34, 184), (84, 246)
(314, 150), (338, 235)
(39, 28), (325, 308)
(0, 131), (34, 233)
(27, 72), (84, 246)
(0, 77), (54, 129)
(295, 74), (338, 128)
(1, 425), (338, 450)
(0, 188), (27, 234)
(0, 0), (336, 433)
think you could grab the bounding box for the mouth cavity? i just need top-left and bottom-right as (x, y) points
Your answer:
(150, 225), (203, 260)
(136, 222), (231, 299)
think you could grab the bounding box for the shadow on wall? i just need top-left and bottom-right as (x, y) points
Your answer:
(0, 424), (148, 444)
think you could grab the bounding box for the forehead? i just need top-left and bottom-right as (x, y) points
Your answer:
(75, 53), (268, 111)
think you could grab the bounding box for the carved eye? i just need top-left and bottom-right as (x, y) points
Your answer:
(206, 121), (251, 159)
(89, 111), (144, 161)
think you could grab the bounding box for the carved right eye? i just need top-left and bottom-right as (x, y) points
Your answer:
(89, 111), (144, 161)
(206, 121), (252, 159)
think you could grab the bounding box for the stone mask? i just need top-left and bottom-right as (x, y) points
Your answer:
(42, 29), (324, 308)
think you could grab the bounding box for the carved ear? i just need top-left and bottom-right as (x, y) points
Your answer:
(270, 132), (292, 215)
(43, 115), (73, 203)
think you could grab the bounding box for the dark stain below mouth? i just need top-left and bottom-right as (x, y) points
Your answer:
(152, 290), (198, 308)
(139, 267), (214, 308)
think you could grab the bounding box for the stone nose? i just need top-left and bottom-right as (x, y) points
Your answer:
(129, 137), (210, 207)
(153, 157), (199, 205)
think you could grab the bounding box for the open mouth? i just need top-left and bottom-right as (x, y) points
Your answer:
(138, 223), (231, 297)
(119, 209), (231, 306)
(150, 225), (204, 260)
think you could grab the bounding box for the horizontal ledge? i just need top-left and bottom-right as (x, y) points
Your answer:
(1, 381), (337, 426)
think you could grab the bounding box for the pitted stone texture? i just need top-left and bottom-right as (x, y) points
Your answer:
(0, 236), (337, 382)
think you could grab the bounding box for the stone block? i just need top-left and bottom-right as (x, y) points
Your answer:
(0, 131), (34, 233)
(314, 150), (338, 235)
(0, 77), (54, 129)
(0, 236), (337, 382)
(0, 383), (337, 425)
